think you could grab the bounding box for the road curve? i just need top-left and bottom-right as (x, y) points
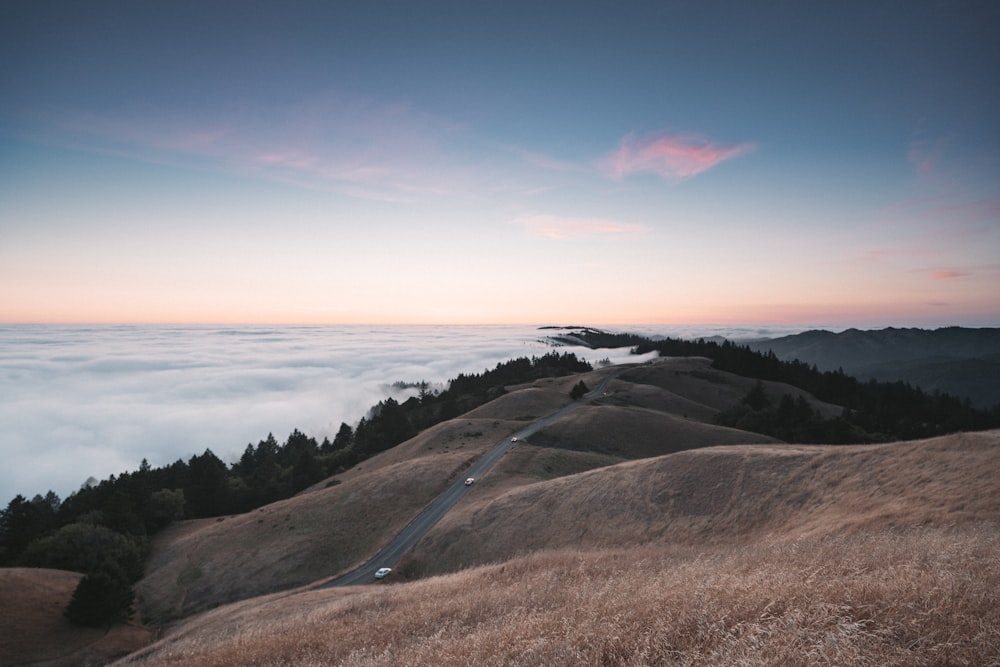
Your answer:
(317, 366), (626, 588)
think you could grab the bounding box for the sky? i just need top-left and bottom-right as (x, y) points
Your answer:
(1, 1), (999, 327)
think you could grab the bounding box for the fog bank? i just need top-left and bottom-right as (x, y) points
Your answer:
(0, 323), (816, 503)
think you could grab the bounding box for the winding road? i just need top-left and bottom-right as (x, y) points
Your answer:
(317, 367), (624, 587)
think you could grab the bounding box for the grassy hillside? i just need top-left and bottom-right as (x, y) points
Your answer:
(116, 430), (1000, 666)
(136, 416), (526, 623)
(0, 568), (151, 666)
(133, 359), (788, 622)
(9, 356), (999, 665)
(401, 431), (1000, 577)
(135, 371), (606, 622)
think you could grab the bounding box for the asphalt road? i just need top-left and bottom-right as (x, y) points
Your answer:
(317, 367), (624, 588)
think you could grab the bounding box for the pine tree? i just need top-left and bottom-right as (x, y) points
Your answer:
(64, 564), (135, 628)
(570, 380), (590, 400)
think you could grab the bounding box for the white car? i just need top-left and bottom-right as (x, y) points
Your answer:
(464, 477), (475, 486)
(511, 436), (518, 442)
(374, 567), (392, 579)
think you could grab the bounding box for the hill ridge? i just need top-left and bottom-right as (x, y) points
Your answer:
(744, 326), (1000, 407)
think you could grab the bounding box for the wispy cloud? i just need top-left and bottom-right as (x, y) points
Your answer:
(907, 120), (953, 178)
(512, 214), (651, 240)
(856, 245), (938, 264)
(921, 197), (1000, 227)
(857, 248), (895, 263)
(38, 93), (483, 203)
(505, 145), (588, 174)
(932, 269), (972, 280)
(876, 194), (1000, 257)
(602, 131), (754, 182)
(858, 245), (997, 285)
(254, 151), (321, 170)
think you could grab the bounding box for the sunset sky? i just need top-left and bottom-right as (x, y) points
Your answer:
(2, 1), (998, 327)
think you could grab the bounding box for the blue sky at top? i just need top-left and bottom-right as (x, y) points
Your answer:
(1, 0), (998, 325)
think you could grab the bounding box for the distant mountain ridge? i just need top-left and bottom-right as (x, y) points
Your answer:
(744, 327), (1000, 408)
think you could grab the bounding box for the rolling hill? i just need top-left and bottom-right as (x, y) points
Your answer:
(7, 356), (999, 666)
(114, 429), (998, 666)
(743, 326), (1000, 408)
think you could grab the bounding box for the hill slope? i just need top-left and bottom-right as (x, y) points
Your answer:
(135, 359), (785, 621)
(116, 430), (1000, 666)
(0, 568), (150, 666)
(401, 431), (1000, 577)
(744, 327), (1000, 408)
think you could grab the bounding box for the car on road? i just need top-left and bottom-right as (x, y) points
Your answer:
(464, 477), (475, 486)
(374, 567), (392, 579)
(511, 436), (518, 442)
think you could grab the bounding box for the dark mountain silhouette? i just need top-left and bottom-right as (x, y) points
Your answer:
(744, 327), (1000, 408)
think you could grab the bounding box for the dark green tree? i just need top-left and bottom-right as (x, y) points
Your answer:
(64, 563), (135, 628)
(186, 449), (230, 517)
(146, 488), (185, 531)
(254, 433), (280, 468)
(234, 443), (257, 477)
(743, 380), (771, 411)
(331, 422), (354, 450)
(372, 397), (415, 451)
(19, 522), (145, 582)
(353, 417), (373, 458)
(570, 380), (590, 400)
(290, 448), (321, 491)
(0, 493), (58, 565)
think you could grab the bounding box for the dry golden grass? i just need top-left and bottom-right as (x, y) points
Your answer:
(112, 429), (1000, 666)
(0, 567), (151, 666)
(114, 525), (1000, 666)
(615, 357), (843, 418)
(403, 431), (1000, 577)
(135, 369), (608, 623)
(15, 358), (998, 666)
(527, 404), (780, 459)
(134, 359), (772, 621)
(137, 418), (515, 622)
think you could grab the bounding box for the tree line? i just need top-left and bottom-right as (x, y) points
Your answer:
(629, 336), (1000, 442)
(0, 351), (590, 627)
(552, 328), (998, 442)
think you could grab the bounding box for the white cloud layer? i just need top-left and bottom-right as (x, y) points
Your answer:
(0, 324), (673, 503)
(1, 323), (819, 504)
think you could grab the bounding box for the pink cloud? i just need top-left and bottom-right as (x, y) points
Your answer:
(42, 94), (478, 203)
(876, 195), (999, 256)
(908, 142), (936, 177)
(603, 132), (753, 181)
(932, 269), (972, 280)
(856, 248), (896, 263)
(924, 198), (1000, 225)
(512, 215), (650, 240)
(907, 122), (953, 178)
(58, 111), (233, 157)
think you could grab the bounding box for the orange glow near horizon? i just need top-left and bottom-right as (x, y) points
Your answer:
(3, 292), (994, 329)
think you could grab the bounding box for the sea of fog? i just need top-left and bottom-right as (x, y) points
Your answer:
(0, 323), (810, 504)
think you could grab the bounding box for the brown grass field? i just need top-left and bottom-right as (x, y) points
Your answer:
(5, 357), (999, 665)
(0, 568), (151, 666)
(115, 525), (999, 666)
